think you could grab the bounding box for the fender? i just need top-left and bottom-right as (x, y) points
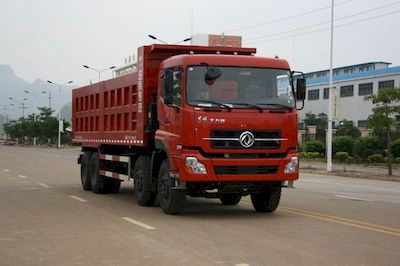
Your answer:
(154, 139), (173, 168)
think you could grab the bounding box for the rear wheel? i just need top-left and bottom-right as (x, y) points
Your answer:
(80, 151), (92, 191)
(157, 159), (186, 214)
(89, 152), (105, 194)
(133, 156), (156, 206)
(220, 194), (242, 205)
(251, 186), (281, 212)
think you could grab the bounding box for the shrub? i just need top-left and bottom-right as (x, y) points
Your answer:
(353, 136), (383, 161)
(391, 139), (400, 158)
(367, 154), (385, 163)
(334, 152), (350, 163)
(298, 152), (309, 159)
(304, 140), (325, 154)
(332, 136), (354, 156)
(310, 152), (322, 158)
(299, 152), (322, 159)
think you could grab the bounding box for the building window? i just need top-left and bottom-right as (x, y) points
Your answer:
(323, 88), (329, 99)
(340, 85), (354, 97)
(358, 83), (373, 96)
(357, 120), (368, 128)
(344, 68), (354, 74)
(308, 89), (320, 101)
(378, 80), (394, 91)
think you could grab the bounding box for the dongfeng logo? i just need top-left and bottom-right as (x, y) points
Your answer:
(239, 131), (255, 148)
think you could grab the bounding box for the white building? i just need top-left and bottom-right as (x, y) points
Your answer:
(299, 62), (400, 128)
(113, 55), (137, 77)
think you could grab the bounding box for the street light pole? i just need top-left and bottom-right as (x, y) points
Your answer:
(148, 34), (192, 45)
(327, 0), (335, 172)
(9, 97), (28, 118)
(47, 80), (73, 149)
(83, 65), (116, 81)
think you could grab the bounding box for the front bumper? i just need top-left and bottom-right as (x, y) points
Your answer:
(173, 149), (299, 182)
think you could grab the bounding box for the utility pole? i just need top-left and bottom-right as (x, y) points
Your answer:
(47, 80), (73, 148)
(9, 97), (27, 119)
(47, 92), (53, 109)
(19, 102), (28, 118)
(327, 0), (335, 172)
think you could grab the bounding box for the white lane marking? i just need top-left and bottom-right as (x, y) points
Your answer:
(38, 183), (50, 188)
(235, 264), (250, 266)
(18, 175), (27, 179)
(121, 217), (156, 230)
(335, 195), (373, 202)
(4, 169), (11, 172)
(69, 195), (87, 202)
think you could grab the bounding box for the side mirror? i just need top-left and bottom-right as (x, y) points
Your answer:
(205, 66), (221, 85)
(296, 78), (306, 100)
(163, 69), (173, 104)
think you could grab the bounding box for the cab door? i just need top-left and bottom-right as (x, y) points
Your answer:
(157, 68), (183, 156)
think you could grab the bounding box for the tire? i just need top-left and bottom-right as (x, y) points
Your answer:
(105, 179), (121, 193)
(89, 152), (105, 194)
(220, 194), (242, 205)
(133, 156), (157, 206)
(251, 186), (281, 212)
(157, 159), (186, 214)
(80, 151), (92, 191)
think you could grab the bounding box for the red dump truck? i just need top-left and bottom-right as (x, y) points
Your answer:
(72, 44), (306, 214)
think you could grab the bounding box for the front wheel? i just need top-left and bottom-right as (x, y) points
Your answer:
(157, 159), (186, 214)
(251, 186), (281, 212)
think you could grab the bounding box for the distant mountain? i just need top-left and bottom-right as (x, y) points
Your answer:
(0, 64), (74, 122)
(59, 102), (72, 123)
(0, 65), (29, 92)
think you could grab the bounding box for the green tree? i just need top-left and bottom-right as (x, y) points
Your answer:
(2, 107), (62, 145)
(335, 120), (361, 138)
(303, 112), (328, 141)
(364, 87), (400, 175)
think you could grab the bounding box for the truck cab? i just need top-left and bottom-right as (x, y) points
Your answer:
(154, 53), (305, 213)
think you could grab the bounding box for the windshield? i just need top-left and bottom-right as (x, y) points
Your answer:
(186, 66), (294, 109)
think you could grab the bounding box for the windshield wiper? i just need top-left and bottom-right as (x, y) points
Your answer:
(255, 103), (291, 109)
(228, 102), (263, 113)
(189, 100), (232, 111)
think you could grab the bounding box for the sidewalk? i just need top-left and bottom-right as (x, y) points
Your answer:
(300, 160), (400, 182)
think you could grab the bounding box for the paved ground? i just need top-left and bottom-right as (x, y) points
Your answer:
(1, 145), (399, 266)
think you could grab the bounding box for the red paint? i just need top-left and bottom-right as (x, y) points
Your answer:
(73, 44), (299, 183)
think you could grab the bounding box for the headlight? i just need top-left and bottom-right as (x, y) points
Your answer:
(284, 156), (299, 174)
(185, 157), (207, 174)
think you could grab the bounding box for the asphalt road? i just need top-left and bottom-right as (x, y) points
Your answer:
(0, 145), (399, 266)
